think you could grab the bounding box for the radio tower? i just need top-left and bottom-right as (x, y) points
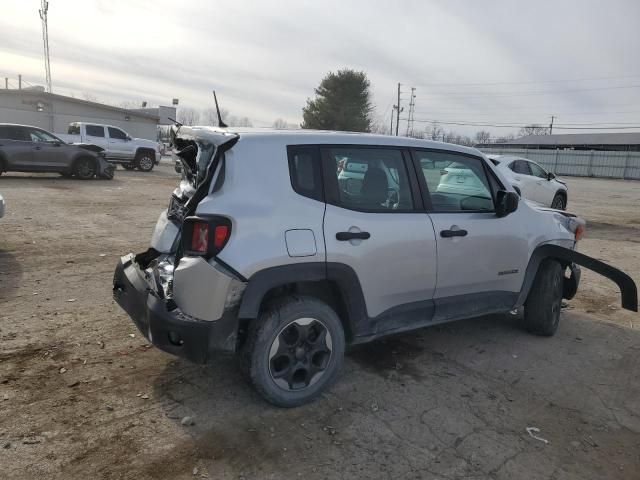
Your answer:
(39, 0), (52, 93)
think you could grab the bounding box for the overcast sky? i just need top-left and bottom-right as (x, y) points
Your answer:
(1, 0), (639, 137)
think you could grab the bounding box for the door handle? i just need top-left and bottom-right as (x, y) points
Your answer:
(440, 229), (468, 238)
(336, 231), (370, 241)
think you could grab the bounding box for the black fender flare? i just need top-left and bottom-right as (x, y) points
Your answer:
(237, 262), (368, 330)
(135, 147), (157, 161)
(516, 244), (637, 312)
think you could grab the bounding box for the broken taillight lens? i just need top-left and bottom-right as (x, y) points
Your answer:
(191, 222), (209, 253)
(183, 216), (231, 257)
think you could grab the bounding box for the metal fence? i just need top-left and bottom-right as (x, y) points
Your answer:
(479, 148), (640, 180)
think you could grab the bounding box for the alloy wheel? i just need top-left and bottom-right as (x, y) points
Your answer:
(268, 318), (333, 391)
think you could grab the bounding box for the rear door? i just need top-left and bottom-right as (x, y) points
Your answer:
(84, 124), (108, 151)
(322, 146), (437, 322)
(411, 149), (528, 320)
(0, 126), (35, 169)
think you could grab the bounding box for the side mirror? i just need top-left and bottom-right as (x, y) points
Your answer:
(547, 172), (555, 181)
(496, 190), (519, 218)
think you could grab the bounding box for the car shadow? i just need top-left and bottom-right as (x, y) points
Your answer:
(0, 174), (126, 186)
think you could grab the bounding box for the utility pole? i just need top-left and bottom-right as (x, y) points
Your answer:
(18, 74), (22, 90)
(4, 78), (7, 89)
(394, 83), (403, 136)
(390, 109), (394, 136)
(39, 0), (52, 93)
(405, 87), (416, 137)
(549, 115), (555, 135)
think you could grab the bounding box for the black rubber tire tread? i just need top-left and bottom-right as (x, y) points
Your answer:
(523, 259), (564, 336)
(241, 295), (345, 408)
(73, 157), (97, 180)
(134, 150), (155, 172)
(551, 193), (566, 210)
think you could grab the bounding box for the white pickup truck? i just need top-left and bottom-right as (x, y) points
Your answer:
(57, 122), (160, 172)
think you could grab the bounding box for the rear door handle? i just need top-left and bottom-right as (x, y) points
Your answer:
(440, 229), (468, 238)
(336, 231), (370, 241)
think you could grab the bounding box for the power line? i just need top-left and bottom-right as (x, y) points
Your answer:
(402, 117), (640, 130)
(413, 74), (640, 87)
(413, 84), (640, 98)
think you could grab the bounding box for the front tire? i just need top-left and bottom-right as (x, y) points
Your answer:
(135, 151), (155, 172)
(523, 259), (564, 336)
(551, 193), (566, 210)
(73, 157), (97, 180)
(242, 296), (345, 408)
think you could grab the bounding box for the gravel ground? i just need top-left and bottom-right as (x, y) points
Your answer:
(0, 164), (638, 479)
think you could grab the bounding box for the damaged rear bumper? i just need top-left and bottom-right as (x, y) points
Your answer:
(112, 254), (239, 364)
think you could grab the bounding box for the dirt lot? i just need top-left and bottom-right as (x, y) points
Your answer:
(1, 166), (639, 479)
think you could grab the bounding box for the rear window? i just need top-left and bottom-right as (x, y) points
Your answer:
(85, 125), (105, 137)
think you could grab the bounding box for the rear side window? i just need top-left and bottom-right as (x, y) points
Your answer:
(324, 147), (414, 212)
(85, 125), (105, 137)
(287, 146), (323, 202)
(108, 127), (127, 140)
(0, 126), (28, 141)
(68, 124), (80, 135)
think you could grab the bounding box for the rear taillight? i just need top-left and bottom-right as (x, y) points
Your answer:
(183, 216), (231, 257)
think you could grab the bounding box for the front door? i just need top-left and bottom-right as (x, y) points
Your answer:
(527, 161), (555, 206)
(322, 146), (437, 326)
(412, 149), (529, 320)
(28, 128), (68, 170)
(107, 127), (132, 160)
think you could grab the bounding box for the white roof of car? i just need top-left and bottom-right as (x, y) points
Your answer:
(183, 126), (486, 158)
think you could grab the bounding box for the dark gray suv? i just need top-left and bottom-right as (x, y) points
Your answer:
(0, 124), (114, 179)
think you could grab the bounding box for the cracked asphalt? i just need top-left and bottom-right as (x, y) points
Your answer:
(0, 165), (638, 479)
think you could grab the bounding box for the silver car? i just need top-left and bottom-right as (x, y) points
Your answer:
(114, 127), (637, 407)
(0, 124), (114, 179)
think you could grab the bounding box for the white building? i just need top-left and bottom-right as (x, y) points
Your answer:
(0, 88), (175, 141)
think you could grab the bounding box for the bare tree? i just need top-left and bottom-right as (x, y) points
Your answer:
(428, 122), (444, 141)
(200, 107), (219, 126)
(518, 124), (549, 136)
(232, 116), (253, 127)
(474, 130), (492, 144)
(495, 133), (516, 143)
(177, 107), (200, 126)
(82, 92), (98, 102)
(272, 118), (289, 129)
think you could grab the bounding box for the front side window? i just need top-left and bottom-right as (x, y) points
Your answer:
(327, 147), (413, 212)
(108, 127), (127, 140)
(85, 125), (105, 137)
(510, 160), (531, 175)
(528, 162), (547, 179)
(414, 150), (495, 212)
(28, 128), (59, 143)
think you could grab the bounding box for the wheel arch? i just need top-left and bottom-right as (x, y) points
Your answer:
(516, 243), (637, 312)
(135, 147), (156, 158)
(71, 153), (97, 170)
(238, 262), (367, 343)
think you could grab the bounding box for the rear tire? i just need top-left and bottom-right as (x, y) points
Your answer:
(135, 151), (155, 172)
(551, 193), (566, 210)
(241, 296), (345, 408)
(523, 259), (564, 336)
(73, 157), (97, 180)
